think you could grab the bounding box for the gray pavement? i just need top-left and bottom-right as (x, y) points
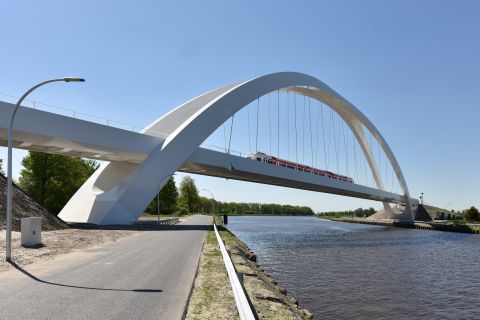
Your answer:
(0, 215), (210, 320)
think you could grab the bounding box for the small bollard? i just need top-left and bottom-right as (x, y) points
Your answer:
(236, 272), (244, 286)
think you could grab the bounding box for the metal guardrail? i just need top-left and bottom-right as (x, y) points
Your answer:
(132, 217), (180, 226)
(213, 223), (255, 320)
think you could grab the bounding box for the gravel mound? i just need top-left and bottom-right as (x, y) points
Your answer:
(0, 173), (69, 231)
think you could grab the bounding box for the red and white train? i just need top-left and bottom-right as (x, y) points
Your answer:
(247, 152), (354, 183)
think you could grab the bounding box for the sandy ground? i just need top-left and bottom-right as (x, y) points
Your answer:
(0, 228), (143, 273)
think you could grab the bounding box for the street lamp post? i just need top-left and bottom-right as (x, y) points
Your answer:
(202, 188), (215, 221)
(157, 174), (176, 224)
(6, 77), (85, 262)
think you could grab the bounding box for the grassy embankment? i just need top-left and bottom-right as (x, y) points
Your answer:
(186, 215), (312, 320)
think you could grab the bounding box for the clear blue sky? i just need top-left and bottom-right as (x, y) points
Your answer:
(1, 0), (479, 212)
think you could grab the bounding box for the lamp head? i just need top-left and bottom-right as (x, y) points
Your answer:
(64, 77), (85, 82)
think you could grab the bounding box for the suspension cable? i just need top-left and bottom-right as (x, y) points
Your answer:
(385, 149), (388, 192)
(360, 125), (367, 186)
(320, 103), (327, 171)
(247, 104), (251, 153)
(342, 120), (349, 177)
(287, 92), (290, 160)
(223, 123), (227, 153)
(308, 98), (314, 167)
(303, 95), (306, 164)
(294, 92), (298, 166)
(369, 131), (374, 187)
(255, 98), (259, 152)
(377, 138), (382, 188)
(327, 107), (332, 172)
(277, 90), (280, 160)
(331, 110), (339, 174)
(269, 93), (272, 155)
(338, 115), (342, 175)
(391, 164), (395, 194)
(316, 100), (320, 168)
(228, 114), (235, 154)
(353, 132), (358, 183)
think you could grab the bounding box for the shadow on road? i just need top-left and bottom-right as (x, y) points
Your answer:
(8, 261), (162, 293)
(69, 223), (212, 232)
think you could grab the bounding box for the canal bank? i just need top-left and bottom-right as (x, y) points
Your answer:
(326, 217), (480, 234)
(185, 217), (312, 320)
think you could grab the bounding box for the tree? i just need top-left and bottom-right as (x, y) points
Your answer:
(178, 176), (199, 213)
(145, 177), (178, 215)
(464, 206), (480, 222)
(19, 151), (98, 214)
(0, 158), (4, 175)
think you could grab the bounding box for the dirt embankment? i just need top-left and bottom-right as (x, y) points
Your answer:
(0, 173), (68, 231)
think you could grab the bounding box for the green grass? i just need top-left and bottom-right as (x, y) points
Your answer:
(424, 205), (459, 214)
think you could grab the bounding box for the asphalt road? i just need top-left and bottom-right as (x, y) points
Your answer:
(0, 215), (210, 320)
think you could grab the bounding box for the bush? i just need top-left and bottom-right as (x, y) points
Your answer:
(464, 207), (480, 222)
(175, 207), (189, 216)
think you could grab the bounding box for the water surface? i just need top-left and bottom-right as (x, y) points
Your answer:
(226, 216), (480, 319)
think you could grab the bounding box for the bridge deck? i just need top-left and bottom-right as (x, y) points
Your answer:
(0, 101), (405, 204)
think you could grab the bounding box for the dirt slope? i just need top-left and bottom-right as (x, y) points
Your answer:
(0, 173), (69, 231)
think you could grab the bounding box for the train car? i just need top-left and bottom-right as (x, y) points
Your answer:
(247, 151), (354, 183)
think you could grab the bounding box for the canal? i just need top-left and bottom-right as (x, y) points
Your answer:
(226, 216), (480, 319)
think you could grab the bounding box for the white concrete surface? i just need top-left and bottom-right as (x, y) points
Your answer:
(0, 72), (415, 224)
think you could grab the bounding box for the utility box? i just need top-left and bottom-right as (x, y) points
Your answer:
(21, 217), (42, 247)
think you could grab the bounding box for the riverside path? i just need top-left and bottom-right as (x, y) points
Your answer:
(0, 215), (209, 320)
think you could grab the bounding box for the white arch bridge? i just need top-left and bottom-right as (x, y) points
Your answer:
(0, 72), (418, 224)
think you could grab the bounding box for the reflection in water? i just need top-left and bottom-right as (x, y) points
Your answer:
(226, 216), (480, 320)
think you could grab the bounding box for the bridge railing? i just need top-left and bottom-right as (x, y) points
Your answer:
(0, 93), (170, 138)
(213, 222), (256, 320)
